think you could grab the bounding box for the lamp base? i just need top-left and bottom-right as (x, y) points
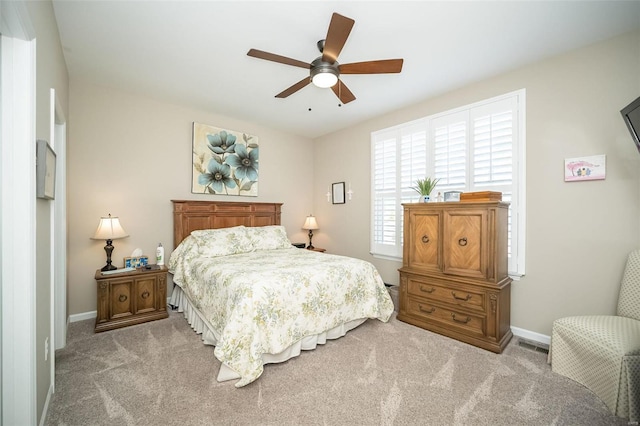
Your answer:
(101, 239), (117, 271)
(306, 229), (315, 250)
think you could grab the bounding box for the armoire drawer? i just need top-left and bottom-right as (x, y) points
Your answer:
(405, 297), (485, 337)
(406, 277), (486, 313)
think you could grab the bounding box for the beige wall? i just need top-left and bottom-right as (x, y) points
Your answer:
(66, 30), (640, 338)
(314, 30), (640, 337)
(25, 0), (70, 422)
(67, 82), (314, 315)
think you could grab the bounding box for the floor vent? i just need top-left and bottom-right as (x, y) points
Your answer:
(517, 338), (549, 354)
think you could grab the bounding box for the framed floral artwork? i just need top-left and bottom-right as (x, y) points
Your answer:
(192, 122), (259, 196)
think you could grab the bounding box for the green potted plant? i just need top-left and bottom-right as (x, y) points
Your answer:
(412, 177), (440, 202)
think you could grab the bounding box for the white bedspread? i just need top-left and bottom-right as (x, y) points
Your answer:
(170, 244), (394, 387)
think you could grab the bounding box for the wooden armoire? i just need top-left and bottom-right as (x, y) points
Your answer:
(397, 201), (512, 353)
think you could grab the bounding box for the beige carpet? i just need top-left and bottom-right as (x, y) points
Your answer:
(45, 311), (625, 425)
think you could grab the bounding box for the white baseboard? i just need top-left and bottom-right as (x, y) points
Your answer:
(68, 297), (173, 324)
(511, 326), (550, 346)
(68, 310), (96, 323)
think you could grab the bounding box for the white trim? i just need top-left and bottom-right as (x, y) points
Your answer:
(371, 253), (402, 262)
(515, 90), (527, 276)
(52, 89), (67, 352)
(69, 311), (98, 323)
(1, 30), (37, 426)
(510, 326), (550, 346)
(38, 384), (54, 426)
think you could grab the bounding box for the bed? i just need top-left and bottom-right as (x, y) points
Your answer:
(168, 200), (394, 387)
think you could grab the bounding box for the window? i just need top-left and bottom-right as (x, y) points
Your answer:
(371, 90), (526, 277)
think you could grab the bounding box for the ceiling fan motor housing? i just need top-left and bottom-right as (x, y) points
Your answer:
(310, 57), (340, 88)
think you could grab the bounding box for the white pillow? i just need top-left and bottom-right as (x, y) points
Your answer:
(190, 226), (253, 257)
(247, 225), (293, 251)
(168, 234), (198, 271)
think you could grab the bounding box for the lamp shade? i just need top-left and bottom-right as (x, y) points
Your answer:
(91, 214), (129, 240)
(302, 215), (319, 230)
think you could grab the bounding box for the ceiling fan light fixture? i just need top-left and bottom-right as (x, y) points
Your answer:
(311, 66), (339, 88)
(247, 13), (402, 103)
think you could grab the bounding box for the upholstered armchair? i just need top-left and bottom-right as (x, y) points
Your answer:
(549, 249), (640, 422)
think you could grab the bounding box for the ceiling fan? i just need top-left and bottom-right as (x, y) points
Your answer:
(247, 12), (403, 105)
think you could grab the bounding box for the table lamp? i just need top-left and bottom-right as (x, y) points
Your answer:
(302, 215), (319, 250)
(91, 214), (129, 271)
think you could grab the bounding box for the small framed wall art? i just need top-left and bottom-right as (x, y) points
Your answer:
(332, 182), (345, 204)
(564, 154), (606, 182)
(36, 139), (56, 199)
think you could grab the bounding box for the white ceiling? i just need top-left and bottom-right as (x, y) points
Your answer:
(51, 1), (640, 139)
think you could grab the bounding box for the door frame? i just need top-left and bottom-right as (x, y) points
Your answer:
(1, 2), (37, 424)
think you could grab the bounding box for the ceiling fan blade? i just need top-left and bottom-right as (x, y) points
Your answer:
(339, 59), (404, 74)
(275, 77), (311, 98)
(247, 49), (310, 69)
(331, 80), (356, 104)
(322, 13), (355, 63)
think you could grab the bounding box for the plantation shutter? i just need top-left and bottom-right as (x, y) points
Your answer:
(432, 111), (468, 192)
(371, 119), (426, 258)
(371, 129), (399, 258)
(470, 97), (519, 269)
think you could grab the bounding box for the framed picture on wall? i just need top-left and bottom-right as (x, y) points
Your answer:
(564, 154), (606, 182)
(36, 139), (56, 200)
(332, 182), (345, 204)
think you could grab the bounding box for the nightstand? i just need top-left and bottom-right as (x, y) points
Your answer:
(94, 266), (169, 332)
(308, 247), (326, 253)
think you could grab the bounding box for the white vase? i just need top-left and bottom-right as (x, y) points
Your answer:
(420, 195), (430, 203)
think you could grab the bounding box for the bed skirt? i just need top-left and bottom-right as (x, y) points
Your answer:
(169, 284), (367, 384)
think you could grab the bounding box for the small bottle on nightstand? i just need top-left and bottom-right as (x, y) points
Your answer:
(156, 243), (164, 265)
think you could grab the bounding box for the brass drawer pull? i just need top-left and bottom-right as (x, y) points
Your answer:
(451, 291), (471, 301)
(451, 313), (471, 324)
(118, 294), (128, 303)
(141, 291), (150, 299)
(419, 305), (435, 314)
(421, 235), (430, 243)
(458, 237), (468, 246)
(419, 285), (435, 293)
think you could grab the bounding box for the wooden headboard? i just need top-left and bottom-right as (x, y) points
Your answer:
(171, 200), (282, 247)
